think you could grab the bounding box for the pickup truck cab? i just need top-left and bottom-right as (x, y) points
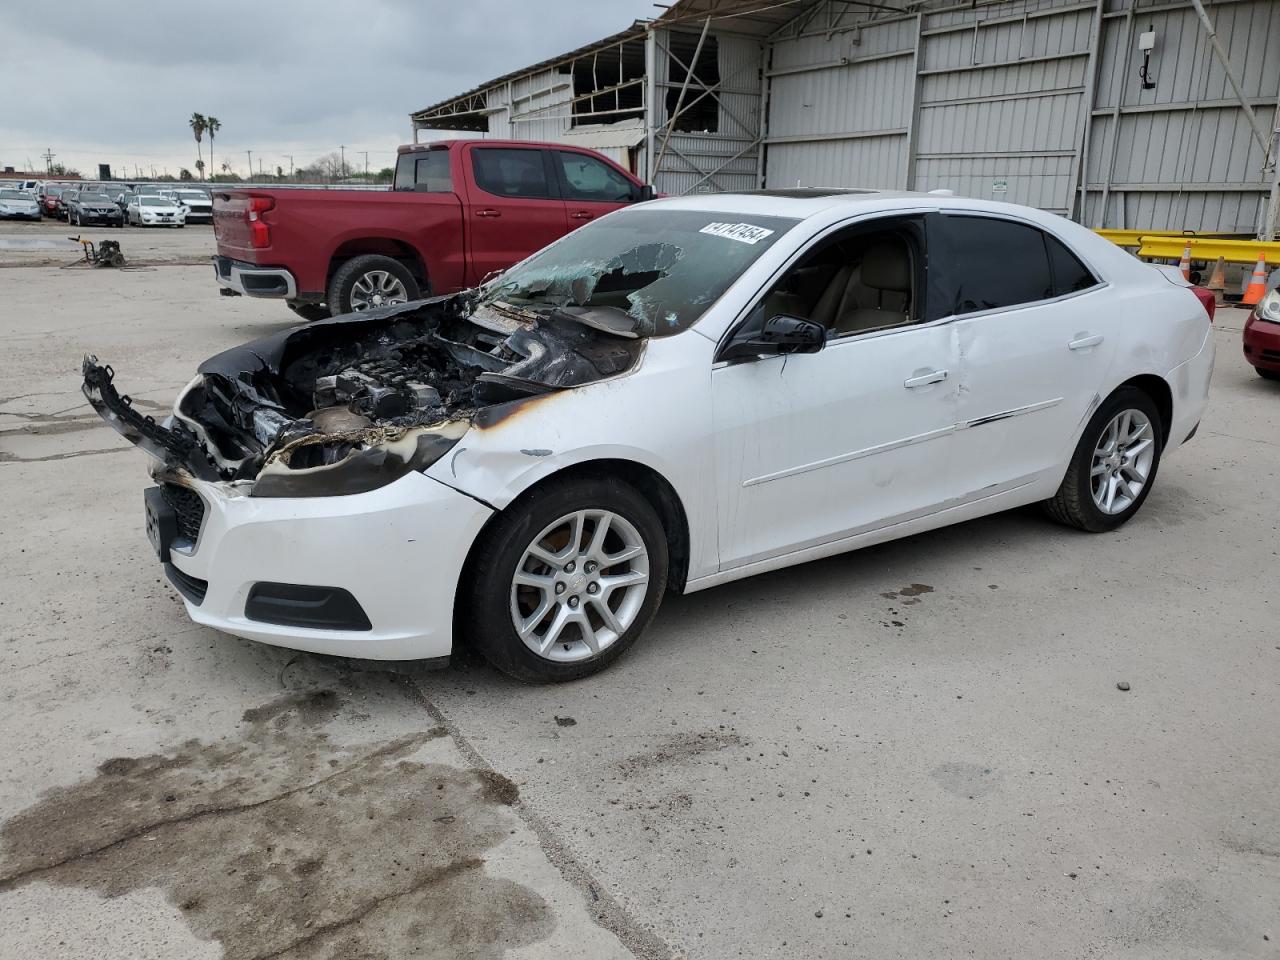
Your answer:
(213, 139), (653, 318)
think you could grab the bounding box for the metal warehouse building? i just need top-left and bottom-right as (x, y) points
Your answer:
(412, 0), (1280, 237)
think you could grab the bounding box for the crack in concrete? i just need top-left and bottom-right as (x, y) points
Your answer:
(0, 733), (434, 893)
(399, 676), (679, 960)
(0, 446), (132, 464)
(246, 858), (485, 960)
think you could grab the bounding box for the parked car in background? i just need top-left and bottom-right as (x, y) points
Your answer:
(212, 139), (652, 319)
(1242, 275), (1280, 381)
(164, 188), (212, 223)
(126, 194), (185, 227)
(67, 190), (125, 227)
(0, 189), (42, 220)
(87, 191), (1214, 681)
(40, 185), (66, 217)
(108, 187), (134, 214)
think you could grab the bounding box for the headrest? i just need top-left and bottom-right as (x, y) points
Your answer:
(860, 242), (911, 292)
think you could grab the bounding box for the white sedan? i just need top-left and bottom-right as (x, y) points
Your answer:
(126, 194), (186, 227)
(84, 190), (1214, 681)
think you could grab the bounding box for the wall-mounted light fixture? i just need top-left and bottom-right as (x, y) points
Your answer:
(1138, 26), (1157, 90)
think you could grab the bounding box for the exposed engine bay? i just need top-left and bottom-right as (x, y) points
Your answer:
(82, 293), (643, 497)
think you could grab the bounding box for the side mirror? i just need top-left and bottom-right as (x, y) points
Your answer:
(636, 183), (656, 202)
(720, 314), (826, 362)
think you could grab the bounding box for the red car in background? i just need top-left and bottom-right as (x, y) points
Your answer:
(213, 139), (654, 319)
(1242, 276), (1280, 381)
(39, 185), (66, 218)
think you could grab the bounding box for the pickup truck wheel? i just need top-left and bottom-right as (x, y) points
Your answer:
(327, 255), (419, 315)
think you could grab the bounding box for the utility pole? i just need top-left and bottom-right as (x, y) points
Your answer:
(362, 151), (369, 178)
(41, 147), (55, 174)
(286, 155), (294, 179)
(246, 150), (253, 180)
(339, 144), (346, 180)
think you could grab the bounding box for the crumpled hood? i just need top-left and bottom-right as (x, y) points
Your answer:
(83, 292), (644, 497)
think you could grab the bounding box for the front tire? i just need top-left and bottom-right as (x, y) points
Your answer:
(326, 254), (419, 316)
(1044, 386), (1163, 532)
(462, 477), (669, 682)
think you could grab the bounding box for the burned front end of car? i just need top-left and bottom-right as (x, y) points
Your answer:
(82, 293), (643, 498)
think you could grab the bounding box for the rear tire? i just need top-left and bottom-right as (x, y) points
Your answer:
(1043, 386), (1163, 532)
(1257, 367), (1280, 382)
(462, 476), (669, 683)
(326, 254), (419, 317)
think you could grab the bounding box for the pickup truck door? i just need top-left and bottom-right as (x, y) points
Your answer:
(552, 149), (640, 227)
(462, 145), (568, 286)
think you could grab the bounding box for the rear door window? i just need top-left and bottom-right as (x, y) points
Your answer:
(471, 148), (557, 200)
(393, 151), (452, 192)
(932, 216), (1055, 314)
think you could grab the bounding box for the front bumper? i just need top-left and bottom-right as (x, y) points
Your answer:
(1242, 310), (1280, 372)
(214, 255), (298, 299)
(78, 211), (124, 224)
(161, 471), (492, 660)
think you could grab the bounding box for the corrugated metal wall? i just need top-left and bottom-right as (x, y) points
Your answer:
(1084, 0), (1280, 232)
(763, 0), (1280, 233)
(648, 28), (765, 195)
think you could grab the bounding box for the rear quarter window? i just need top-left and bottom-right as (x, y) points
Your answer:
(1044, 233), (1099, 295)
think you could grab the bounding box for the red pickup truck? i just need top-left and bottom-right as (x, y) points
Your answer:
(213, 139), (652, 318)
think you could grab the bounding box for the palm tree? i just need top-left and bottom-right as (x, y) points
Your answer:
(195, 159), (206, 179)
(205, 116), (221, 184)
(189, 113), (207, 180)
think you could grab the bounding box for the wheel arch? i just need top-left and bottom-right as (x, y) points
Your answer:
(1116, 373), (1173, 445)
(453, 457), (692, 636)
(327, 239), (430, 293)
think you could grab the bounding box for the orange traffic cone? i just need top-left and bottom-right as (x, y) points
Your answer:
(1206, 255), (1226, 293)
(1178, 242), (1192, 280)
(1242, 253), (1268, 306)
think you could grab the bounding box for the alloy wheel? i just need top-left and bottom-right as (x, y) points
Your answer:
(1090, 409), (1155, 515)
(348, 270), (408, 310)
(510, 509), (650, 662)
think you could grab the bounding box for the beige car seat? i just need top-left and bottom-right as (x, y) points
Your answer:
(812, 241), (912, 335)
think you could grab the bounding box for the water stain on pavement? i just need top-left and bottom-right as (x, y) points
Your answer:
(0, 687), (552, 959)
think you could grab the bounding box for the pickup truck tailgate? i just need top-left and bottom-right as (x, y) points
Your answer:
(212, 193), (255, 259)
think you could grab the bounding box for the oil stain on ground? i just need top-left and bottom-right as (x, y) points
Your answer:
(0, 687), (552, 959)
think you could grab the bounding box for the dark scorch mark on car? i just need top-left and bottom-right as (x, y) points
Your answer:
(0, 688), (552, 959)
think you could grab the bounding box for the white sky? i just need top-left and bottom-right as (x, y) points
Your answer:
(0, 0), (651, 179)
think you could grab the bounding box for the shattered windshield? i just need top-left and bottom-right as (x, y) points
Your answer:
(481, 208), (799, 337)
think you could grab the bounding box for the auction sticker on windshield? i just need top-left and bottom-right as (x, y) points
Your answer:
(699, 222), (776, 245)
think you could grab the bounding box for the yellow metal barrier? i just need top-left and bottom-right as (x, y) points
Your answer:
(1095, 229), (1191, 248)
(1135, 236), (1280, 266)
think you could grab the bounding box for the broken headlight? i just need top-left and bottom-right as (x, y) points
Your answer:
(251, 422), (468, 498)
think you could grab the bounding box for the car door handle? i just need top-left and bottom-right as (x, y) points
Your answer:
(1069, 334), (1104, 350)
(569, 210), (593, 220)
(904, 369), (948, 388)
(475, 208), (501, 218)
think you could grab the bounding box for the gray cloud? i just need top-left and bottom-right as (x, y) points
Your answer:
(1, 0), (651, 176)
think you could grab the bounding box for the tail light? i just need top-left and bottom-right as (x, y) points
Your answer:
(1189, 285), (1215, 323)
(246, 196), (274, 248)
